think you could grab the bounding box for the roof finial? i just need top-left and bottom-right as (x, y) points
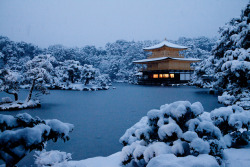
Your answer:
(164, 37), (167, 41)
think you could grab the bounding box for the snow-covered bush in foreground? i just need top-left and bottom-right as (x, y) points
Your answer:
(119, 101), (224, 166)
(0, 113), (74, 166)
(210, 105), (250, 148)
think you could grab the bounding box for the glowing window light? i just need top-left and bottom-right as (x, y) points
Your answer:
(153, 74), (159, 78)
(163, 74), (169, 78)
(159, 74), (163, 78)
(170, 74), (174, 78)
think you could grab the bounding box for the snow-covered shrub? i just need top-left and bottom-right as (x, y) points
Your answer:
(119, 101), (224, 166)
(0, 113), (74, 166)
(210, 105), (250, 147)
(34, 150), (72, 167)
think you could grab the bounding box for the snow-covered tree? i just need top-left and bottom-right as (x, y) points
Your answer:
(0, 69), (22, 101)
(24, 55), (55, 102)
(0, 113), (74, 166)
(0, 36), (42, 66)
(119, 101), (224, 166)
(192, 3), (250, 109)
(54, 60), (83, 84)
(81, 64), (99, 85)
(176, 36), (216, 59)
(53, 60), (111, 89)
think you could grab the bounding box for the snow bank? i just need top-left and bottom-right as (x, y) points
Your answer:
(33, 148), (250, 167)
(223, 148), (250, 167)
(147, 154), (219, 167)
(35, 151), (122, 167)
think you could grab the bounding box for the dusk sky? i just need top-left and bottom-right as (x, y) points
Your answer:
(0, 0), (248, 48)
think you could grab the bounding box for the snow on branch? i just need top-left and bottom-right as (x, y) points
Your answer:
(0, 113), (74, 166)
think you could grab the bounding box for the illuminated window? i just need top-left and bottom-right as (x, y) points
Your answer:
(153, 74), (158, 78)
(159, 74), (163, 78)
(170, 74), (174, 78)
(163, 74), (169, 78)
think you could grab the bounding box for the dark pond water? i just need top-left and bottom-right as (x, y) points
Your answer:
(0, 83), (223, 166)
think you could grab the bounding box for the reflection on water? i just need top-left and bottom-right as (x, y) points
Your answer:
(0, 83), (223, 166)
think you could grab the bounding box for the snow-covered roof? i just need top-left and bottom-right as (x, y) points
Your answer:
(133, 57), (201, 64)
(135, 72), (143, 76)
(171, 57), (202, 61)
(143, 40), (188, 50)
(133, 57), (168, 63)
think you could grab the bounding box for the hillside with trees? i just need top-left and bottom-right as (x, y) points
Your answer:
(0, 36), (216, 83)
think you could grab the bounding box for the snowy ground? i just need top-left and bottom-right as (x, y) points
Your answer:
(223, 148), (250, 167)
(35, 147), (250, 167)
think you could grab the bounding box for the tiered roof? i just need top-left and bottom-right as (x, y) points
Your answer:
(133, 57), (201, 64)
(143, 40), (188, 51)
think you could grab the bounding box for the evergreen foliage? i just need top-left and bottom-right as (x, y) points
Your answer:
(119, 101), (225, 166)
(192, 3), (250, 109)
(0, 113), (73, 166)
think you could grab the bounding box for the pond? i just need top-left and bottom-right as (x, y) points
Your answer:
(0, 83), (224, 166)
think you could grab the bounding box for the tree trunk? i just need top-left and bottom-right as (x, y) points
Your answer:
(14, 93), (18, 101)
(2, 147), (24, 167)
(26, 79), (36, 102)
(84, 78), (89, 85)
(5, 90), (19, 101)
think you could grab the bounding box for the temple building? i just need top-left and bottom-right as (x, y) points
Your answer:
(133, 40), (201, 85)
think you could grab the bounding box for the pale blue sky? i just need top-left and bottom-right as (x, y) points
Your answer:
(0, 0), (248, 48)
